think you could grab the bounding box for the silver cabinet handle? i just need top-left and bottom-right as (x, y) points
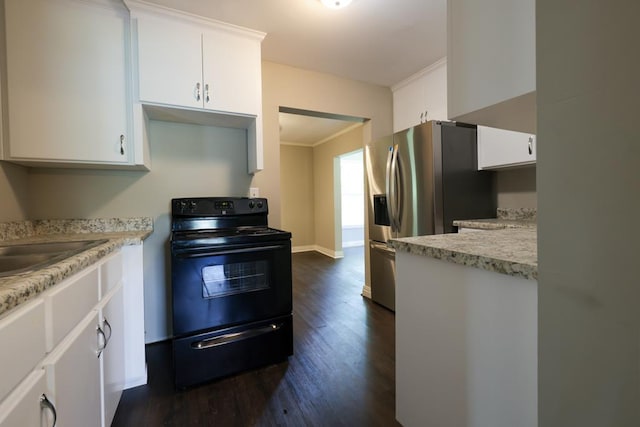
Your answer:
(119, 134), (125, 156)
(96, 326), (106, 358)
(528, 136), (533, 155)
(205, 83), (210, 103)
(40, 394), (57, 427)
(195, 82), (201, 101)
(103, 317), (112, 346)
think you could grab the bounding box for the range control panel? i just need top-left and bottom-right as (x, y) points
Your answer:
(172, 197), (267, 216)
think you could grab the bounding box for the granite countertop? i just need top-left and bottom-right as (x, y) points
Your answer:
(453, 218), (537, 230)
(389, 227), (537, 281)
(453, 207), (537, 231)
(0, 218), (153, 317)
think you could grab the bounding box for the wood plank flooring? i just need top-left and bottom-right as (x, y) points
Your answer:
(112, 247), (399, 427)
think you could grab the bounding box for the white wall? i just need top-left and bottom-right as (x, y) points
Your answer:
(537, 1), (640, 425)
(27, 121), (252, 342)
(280, 144), (315, 248)
(254, 61), (393, 232)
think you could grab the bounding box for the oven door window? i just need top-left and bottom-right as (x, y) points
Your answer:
(202, 260), (269, 298)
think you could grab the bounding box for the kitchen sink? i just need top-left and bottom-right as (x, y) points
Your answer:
(0, 239), (108, 277)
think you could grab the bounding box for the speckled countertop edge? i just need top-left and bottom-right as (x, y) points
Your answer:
(0, 217), (153, 241)
(453, 218), (537, 230)
(0, 218), (153, 317)
(453, 208), (537, 230)
(389, 228), (537, 281)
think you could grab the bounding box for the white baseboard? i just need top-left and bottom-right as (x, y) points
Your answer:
(291, 245), (344, 259)
(291, 245), (316, 253)
(361, 285), (372, 299)
(314, 245), (344, 259)
(123, 371), (148, 390)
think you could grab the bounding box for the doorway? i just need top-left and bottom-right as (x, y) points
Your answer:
(337, 149), (364, 249)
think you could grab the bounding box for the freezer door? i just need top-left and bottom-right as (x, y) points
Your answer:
(369, 241), (395, 311)
(392, 122), (438, 238)
(365, 135), (394, 243)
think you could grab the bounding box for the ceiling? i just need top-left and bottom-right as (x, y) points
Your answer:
(143, 0), (447, 143)
(143, 0), (446, 88)
(279, 112), (363, 146)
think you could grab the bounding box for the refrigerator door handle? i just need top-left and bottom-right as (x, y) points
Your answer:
(393, 146), (404, 232)
(390, 144), (401, 231)
(385, 146), (396, 232)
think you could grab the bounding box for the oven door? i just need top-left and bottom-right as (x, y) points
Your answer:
(171, 239), (292, 336)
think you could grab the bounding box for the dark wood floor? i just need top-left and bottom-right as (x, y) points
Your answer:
(112, 246), (399, 426)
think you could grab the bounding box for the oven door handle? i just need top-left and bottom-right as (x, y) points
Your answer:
(191, 323), (283, 350)
(175, 244), (287, 258)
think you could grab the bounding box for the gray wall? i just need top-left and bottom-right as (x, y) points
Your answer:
(27, 121), (252, 343)
(0, 162), (29, 221)
(537, 1), (639, 425)
(496, 167), (536, 209)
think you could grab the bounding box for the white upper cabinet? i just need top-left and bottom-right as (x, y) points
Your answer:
(136, 17), (261, 116)
(393, 59), (447, 133)
(447, 0), (536, 133)
(477, 125), (536, 170)
(2, 0), (146, 168)
(126, 0), (265, 173)
(136, 17), (204, 109)
(202, 29), (261, 115)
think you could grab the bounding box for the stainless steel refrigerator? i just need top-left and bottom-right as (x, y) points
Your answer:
(365, 121), (496, 311)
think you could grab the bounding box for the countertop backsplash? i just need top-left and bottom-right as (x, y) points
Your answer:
(496, 207), (537, 221)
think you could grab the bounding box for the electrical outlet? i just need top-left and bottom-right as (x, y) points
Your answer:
(249, 187), (259, 198)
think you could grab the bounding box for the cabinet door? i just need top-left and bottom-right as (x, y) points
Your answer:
(477, 126), (536, 169)
(393, 61), (447, 133)
(136, 16), (204, 109)
(202, 29), (261, 115)
(393, 77), (427, 132)
(45, 266), (99, 352)
(4, 0), (131, 164)
(0, 370), (48, 427)
(100, 285), (125, 427)
(0, 299), (46, 404)
(42, 311), (102, 427)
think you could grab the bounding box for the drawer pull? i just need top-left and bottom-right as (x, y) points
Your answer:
(96, 326), (107, 358)
(192, 323), (282, 350)
(40, 394), (57, 427)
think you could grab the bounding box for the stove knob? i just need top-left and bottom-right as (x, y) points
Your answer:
(178, 201), (187, 213)
(257, 201), (263, 209)
(248, 200), (255, 209)
(189, 201), (197, 212)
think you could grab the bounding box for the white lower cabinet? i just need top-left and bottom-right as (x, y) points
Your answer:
(0, 247), (142, 427)
(0, 370), (48, 427)
(396, 251), (537, 427)
(100, 285), (125, 427)
(42, 311), (102, 427)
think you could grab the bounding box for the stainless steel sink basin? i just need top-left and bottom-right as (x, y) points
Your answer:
(0, 239), (108, 277)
